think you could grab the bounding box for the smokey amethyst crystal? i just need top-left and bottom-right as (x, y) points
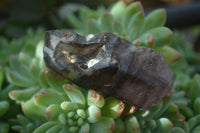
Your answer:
(43, 30), (174, 109)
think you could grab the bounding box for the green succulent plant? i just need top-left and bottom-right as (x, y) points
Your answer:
(4, 41), (128, 133)
(63, 1), (181, 64)
(168, 32), (200, 133)
(0, 28), (44, 133)
(1, 1), (200, 133)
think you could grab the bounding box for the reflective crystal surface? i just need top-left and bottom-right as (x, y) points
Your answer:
(44, 30), (174, 109)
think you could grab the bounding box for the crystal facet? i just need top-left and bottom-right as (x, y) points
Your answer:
(44, 30), (174, 109)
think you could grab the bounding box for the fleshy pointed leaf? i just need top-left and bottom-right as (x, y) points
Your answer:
(63, 84), (85, 108)
(9, 55), (20, 71)
(189, 75), (200, 102)
(145, 102), (163, 119)
(156, 46), (181, 64)
(22, 98), (46, 121)
(133, 33), (154, 48)
(34, 91), (64, 107)
(77, 109), (86, 119)
(152, 118), (173, 133)
(110, 1), (126, 21)
(66, 11), (84, 29)
(87, 89), (104, 108)
(125, 116), (140, 133)
(113, 118), (125, 133)
(101, 11), (114, 32)
(102, 97), (125, 119)
(122, 2), (143, 27)
(193, 97), (200, 114)
(87, 105), (101, 123)
(44, 69), (68, 91)
(6, 68), (36, 87)
(46, 104), (63, 120)
(46, 125), (62, 133)
(19, 52), (31, 66)
(145, 119), (157, 130)
(144, 27), (173, 47)
(143, 9), (166, 32)
(61, 101), (78, 112)
(127, 11), (145, 40)
(79, 6), (95, 23)
(35, 41), (44, 59)
(90, 117), (115, 133)
(79, 123), (90, 133)
(9, 87), (40, 103)
(33, 121), (57, 133)
(30, 58), (44, 80)
(112, 20), (124, 36)
(39, 69), (50, 88)
(87, 19), (101, 34)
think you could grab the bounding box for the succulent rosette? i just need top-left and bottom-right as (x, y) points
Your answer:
(0, 29), (44, 133)
(62, 1), (181, 64)
(169, 33), (200, 133)
(1, 1), (200, 133)
(4, 34), (123, 132)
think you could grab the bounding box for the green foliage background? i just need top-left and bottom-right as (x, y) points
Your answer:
(0, 1), (200, 133)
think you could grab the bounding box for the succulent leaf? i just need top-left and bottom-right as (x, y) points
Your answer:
(34, 90), (64, 107)
(189, 75), (200, 102)
(39, 69), (50, 88)
(0, 101), (9, 118)
(102, 97), (125, 119)
(145, 119), (157, 130)
(144, 27), (173, 47)
(44, 69), (68, 91)
(87, 105), (101, 123)
(193, 97), (200, 114)
(122, 2), (143, 27)
(9, 87), (40, 103)
(127, 11), (145, 40)
(156, 46), (181, 64)
(152, 118), (173, 133)
(125, 116), (140, 133)
(133, 33), (154, 48)
(188, 114), (200, 131)
(192, 125), (200, 133)
(172, 127), (186, 133)
(46, 104), (63, 120)
(87, 19), (101, 34)
(113, 118), (125, 133)
(101, 11), (114, 32)
(61, 101), (78, 112)
(79, 123), (90, 133)
(45, 125), (62, 133)
(112, 20), (124, 36)
(142, 9), (166, 32)
(66, 11), (84, 29)
(6, 68), (36, 87)
(63, 84), (86, 108)
(90, 117), (115, 133)
(33, 121), (57, 133)
(110, 1), (126, 21)
(22, 98), (46, 121)
(87, 89), (105, 108)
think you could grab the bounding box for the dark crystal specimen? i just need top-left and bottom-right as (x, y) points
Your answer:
(44, 30), (174, 109)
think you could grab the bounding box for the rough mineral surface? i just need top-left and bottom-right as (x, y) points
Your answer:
(44, 30), (174, 109)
